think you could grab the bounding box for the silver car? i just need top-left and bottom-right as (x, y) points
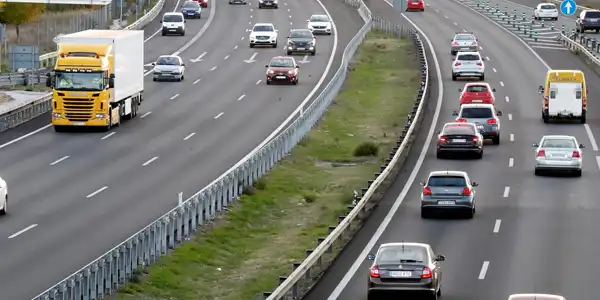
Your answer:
(420, 170), (477, 219)
(453, 103), (502, 144)
(533, 135), (584, 176)
(508, 294), (566, 300)
(450, 32), (478, 55)
(152, 55), (186, 82)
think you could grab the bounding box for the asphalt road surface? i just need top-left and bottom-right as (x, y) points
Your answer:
(0, 0), (364, 298)
(304, 0), (600, 299)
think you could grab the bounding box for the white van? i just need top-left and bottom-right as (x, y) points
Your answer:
(539, 70), (587, 124)
(508, 294), (566, 300)
(161, 12), (186, 36)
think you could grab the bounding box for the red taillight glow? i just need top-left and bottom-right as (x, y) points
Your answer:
(439, 136), (447, 143)
(583, 18), (588, 22)
(456, 118), (467, 123)
(455, 62), (462, 66)
(471, 42), (477, 45)
(462, 187), (471, 195)
(472, 137), (478, 142)
(573, 150), (581, 158)
(543, 96), (549, 108)
(370, 266), (380, 278)
(537, 149), (546, 157)
(476, 62), (483, 66)
(423, 186), (432, 195)
(486, 118), (497, 124)
(421, 267), (432, 278)
(452, 42), (459, 46)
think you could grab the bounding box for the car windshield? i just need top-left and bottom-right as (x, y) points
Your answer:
(461, 107), (493, 118)
(455, 35), (474, 41)
(156, 57), (180, 65)
(376, 245), (428, 264)
(254, 25), (274, 32)
(457, 54), (480, 61)
(585, 11), (600, 18)
(443, 126), (476, 135)
(310, 15), (329, 22)
(428, 176), (466, 187)
(540, 4), (555, 9)
(541, 138), (576, 148)
(270, 58), (294, 68)
(163, 14), (183, 22)
(466, 85), (488, 92)
(183, 2), (198, 8)
(291, 31), (312, 38)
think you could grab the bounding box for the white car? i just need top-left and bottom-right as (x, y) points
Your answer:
(533, 135), (584, 177)
(152, 55), (186, 82)
(452, 51), (485, 81)
(508, 294), (566, 300)
(249, 23), (278, 48)
(534, 3), (559, 20)
(161, 12), (186, 36)
(307, 14), (332, 35)
(0, 177), (6, 215)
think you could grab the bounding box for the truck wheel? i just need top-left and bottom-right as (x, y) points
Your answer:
(542, 113), (549, 123)
(54, 126), (66, 133)
(581, 112), (587, 124)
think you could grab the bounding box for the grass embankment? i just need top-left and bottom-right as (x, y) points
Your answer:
(114, 29), (420, 300)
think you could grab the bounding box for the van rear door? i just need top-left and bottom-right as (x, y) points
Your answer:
(548, 82), (583, 117)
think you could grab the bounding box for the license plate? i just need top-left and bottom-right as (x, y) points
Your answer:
(266, 2), (272, 4)
(389, 271), (412, 277)
(187, 12), (194, 14)
(276, 76), (286, 79)
(72, 122), (84, 126)
(169, 29), (176, 31)
(477, 125), (484, 129)
(453, 139), (466, 143)
(438, 200), (455, 205)
(297, 48), (305, 50)
(472, 99), (483, 103)
(461, 47), (469, 50)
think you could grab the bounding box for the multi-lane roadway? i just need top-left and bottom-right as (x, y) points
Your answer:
(305, 0), (600, 299)
(0, 0), (365, 298)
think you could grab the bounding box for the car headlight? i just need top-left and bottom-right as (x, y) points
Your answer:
(268, 70), (274, 74)
(288, 70), (294, 74)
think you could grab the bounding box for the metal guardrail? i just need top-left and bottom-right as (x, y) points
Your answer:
(30, 0), (429, 299)
(0, 0), (166, 134)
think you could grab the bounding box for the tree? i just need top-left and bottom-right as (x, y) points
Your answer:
(0, 3), (45, 43)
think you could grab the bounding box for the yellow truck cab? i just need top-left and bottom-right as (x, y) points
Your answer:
(45, 30), (144, 132)
(538, 70), (587, 124)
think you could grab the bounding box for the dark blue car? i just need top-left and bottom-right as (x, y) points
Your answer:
(181, 1), (201, 18)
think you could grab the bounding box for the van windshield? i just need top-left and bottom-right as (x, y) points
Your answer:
(163, 14), (183, 22)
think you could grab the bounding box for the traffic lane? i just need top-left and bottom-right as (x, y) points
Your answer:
(142, 0), (183, 39)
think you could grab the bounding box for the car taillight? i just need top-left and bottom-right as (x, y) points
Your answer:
(471, 42), (477, 45)
(573, 150), (581, 158)
(423, 186), (432, 195)
(486, 118), (497, 124)
(537, 149), (546, 157)
(476, 62), (483, 66)
(370, 266), (380, 278)
(454, 62), (462, 66)
(439, 136), (447, 143)
(421, 267), (432, 278)
(462, 187), (471, 195)
(543, 96), (549, 108)
(583, 18), (588, 22)
(472, 136), (478, 142)
(452, 42), (459, 46)
(456, 118), (467, 123)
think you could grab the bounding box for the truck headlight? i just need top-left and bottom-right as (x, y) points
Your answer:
(54, 113), (62, 119)
(95, 114), (106, 119)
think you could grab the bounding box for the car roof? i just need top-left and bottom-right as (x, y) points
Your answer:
(538, 2), (555, 5)
(464, 82), (490, 87)
(508, 294), (565, 300)
(456, 51), (480, 55)
(271, 56), (295, 60)
(183, 1), (198, 3)
(379, 242), (430, 249)
(254, 23), (275, 26)
(291, 29), (312, 32)
(460, 103), (494, 109)
(454, 33), (475, 37)
(158, 54), (180, 58)
(541, 135), (576, 140)
(164, 12), (183, 15)
(583, 9), (600, 12)
(310, 14), (328, 17)
(428, 170), (468, 177)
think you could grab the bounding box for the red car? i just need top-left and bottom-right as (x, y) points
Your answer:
(459, 82), (496, 106)
(194, 0), (208, 7)
(406, 0), (424, 11)
(266, 56), (299, 85)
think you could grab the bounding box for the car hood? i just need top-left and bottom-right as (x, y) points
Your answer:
(251, 32), (277, 37)
(268, 67), (294, 73)
(154, 65), (180, 71)
(289, 38), (313, 43)
(309, 21), (330, 27)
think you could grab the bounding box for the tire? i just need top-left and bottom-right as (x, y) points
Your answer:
(475, 150), (483, 159)
(554, 17), (558, 21)
(451, 50), (456, 55)
(420, 8), (424, 11)
(421, 208), (430, 219)
(292, 79), (298, 85)
(54, 125), (66, 132)
(437, 287), (442, 297)
(436, 150), (444, 159)
(273, 43), (278, 48)
(161, 31), (166, 36)
(492, 136), (500, 145)
(181, 31), (185, 36)
(250, 43), (255, 48)
(581, 113), (587, 124)
(266, 80), (271, 85)
(287, 51), (292, 55)
(534, 168), (541, 176)
(542, 113), (549, 123)
(480, 74), (485, 80)
(575, 169), (582, 177)
(465, 207), (474, 219)
(0, 196), (7, 215)
(452, 74), (457, 81)
(311, 50), (316, 56)
(258, 4), (262, 8)
(274, 5), (278, 8)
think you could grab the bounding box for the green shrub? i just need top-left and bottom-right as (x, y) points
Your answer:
(353, 141), (379, 157)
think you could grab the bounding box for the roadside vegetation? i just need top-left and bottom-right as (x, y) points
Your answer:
(113, 29), (421, 300)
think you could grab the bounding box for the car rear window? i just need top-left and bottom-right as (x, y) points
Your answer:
(455, 35), (474, 41)
(461, 107), (493, 118)
(443, 126), (475, 135)
(540, 4), (555, 9)
(466, 85), (488, 92)
(376, 246), (428, 264)
(585, 11), (600, 18)
(428, 176), (466, 187)
(541, 139), (576, 148)
(457, 54), (480, 61)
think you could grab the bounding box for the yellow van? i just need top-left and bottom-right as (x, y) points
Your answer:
(538, 70), (587, 124)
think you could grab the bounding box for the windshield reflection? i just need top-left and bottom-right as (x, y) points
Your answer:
(55, 71), (105, 91)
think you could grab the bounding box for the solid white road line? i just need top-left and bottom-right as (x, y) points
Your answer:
(193, 79), (201, 84)
(214, 112), (224, 119)
(478, 261), (490, 279)
(140, 111), (152, 118)
(0, 124), (51, 150)
(50, 156), (70, 166)
(503, 186), (510, 198)
(493, 220), (501, 233)
(183, 132), (196, 140)
(584, 124), (598, 151)
(142, 156), (159, 166)
(86, 186), (108, 198)
(8, 224), (38, 239)
(170, 94), (179, 100)
(101, 132), (116, 140)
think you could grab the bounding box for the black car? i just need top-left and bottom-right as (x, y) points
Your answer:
(258, 0), (278, 8)
(286, 29), (316, 55)
(181, 1), (201, 18)
(436, 122), (483, 159)
(367, 243), (444, 300)
(228, 0), (247, 3)
(576, 9), (600, 33)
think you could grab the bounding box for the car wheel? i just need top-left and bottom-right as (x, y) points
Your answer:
(450, 50), (456, 55)
(420, 8), (424, 11)
(436, 150), (444, 159)
(250, 43), (254, 48)
(421, 208), (430, 219)
(534, 168), (541, 176)
(581, 114), (587, 124)
(575, 169), (582, 177)
(437, 287), (442, 297)
(266, 80), (271, 85)
(465, 208), (474, 219)
(273, 43), (278, 48)
(492, 136), (500, 145)
(328, 32), (332, 35)
(274, 5), (278, 8)
(476, 150), (483, 159)
(258, 4), (262, 8)
(293, 79), (298, 85)
(181, 75), (185, 81)
(153, 78), (157, 82)
(287, 51), (292, 55)
(542, 113), (549, 123)
(480, 74), (485, 80)
(161, 31), (166, 36)
(311, 50), (316, 56)
(452, 74), (457, 81)
(0, 195), (7, 215)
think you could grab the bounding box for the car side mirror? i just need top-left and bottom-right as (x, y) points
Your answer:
(296, 65), (300, 68)
(306, 20), (309, 22)
(159, 20), (162, 23)
(472, 182), (478, 187)
(452, 111), (459, 116)
(151, 62), (156, 66)
(580, 143), (585, 148)
(492, 88), (496, 92)
(367, 254), (375, 260)
(532, 143), (539, 147)
(265, 65), (269, 68)
(538, 85), (544, 93)
(496, 111), (503, 116)
(458, 88), (462, 92)
(434, 129), (440, 134)
(184, 20), (187, 23)
(108, 77), (115, 89)
(275, 29), (279, 32)
(181, 63), (186, 67)
(435, 255), (446, 262)
(287, 36), (290, 38)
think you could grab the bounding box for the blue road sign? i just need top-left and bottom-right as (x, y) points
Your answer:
(560, 0), (577, 16)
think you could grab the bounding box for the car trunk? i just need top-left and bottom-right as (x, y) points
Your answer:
(378, 263), (426, 282)
(542, 147), (575, 161)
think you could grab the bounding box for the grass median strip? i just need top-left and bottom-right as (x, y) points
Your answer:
(114, 29), (420, 300)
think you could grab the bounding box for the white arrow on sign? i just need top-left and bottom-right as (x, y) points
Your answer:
(190, 52), (207, 63)
(564, 1), (573, 14)
(297, 54), (310, 64)
(244, 52), (258, 63)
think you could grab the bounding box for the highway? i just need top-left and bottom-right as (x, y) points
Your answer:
(0, 0), (364, 298)
(303, 0), (600, 299)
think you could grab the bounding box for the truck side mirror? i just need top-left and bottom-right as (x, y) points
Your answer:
(45, 73), (52, 88)
(109, 74), (115, 88)
(538, 85), (544, 93)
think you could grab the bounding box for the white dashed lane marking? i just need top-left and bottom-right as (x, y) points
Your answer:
(478, 261), (490, 280)
(493, 220), (501, 233)
(142, 156), (159, 166)
(86, 186), (108, 198)
(50, 156), (69, 166)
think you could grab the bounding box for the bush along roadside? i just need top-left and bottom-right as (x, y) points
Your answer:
(112, 27), (425, 300)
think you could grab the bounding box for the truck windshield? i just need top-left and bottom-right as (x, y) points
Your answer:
(54, 71), (104, 91)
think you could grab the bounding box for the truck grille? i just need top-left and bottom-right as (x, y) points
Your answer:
(63, 97), (94, 122)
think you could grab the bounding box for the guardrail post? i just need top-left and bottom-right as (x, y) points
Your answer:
(263, 292), (272, 299)
(535, 31), (539, 42)
(83, 268), (90, 300)
(522, 12), (526, 21)
(513, 9), (517, 19)
(292, 262), (301, 297)
(504, 6), (508, 14)
(592, 39), (597, 50)
(90, 263), (98, 298)
(551, 22), (554, 31)
(305, 250), (313, 280)
(541, 20), (545, 28)
(561, 24), (565, 34)
(525, 26), (528, 35)
(75, 273), (83, 299)
(531, 13), (535, 22)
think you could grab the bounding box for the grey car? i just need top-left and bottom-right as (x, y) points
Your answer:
(453, 103), (502, 144)
(286, 29), (316, 55)
(436, 122), (483, 159)
(228, 0), (247, 4)
(420, 170), (477, 219)
(450, 32), (478, 55)
(152, 55), (186, 82)
(366, 242), (444, 300)
(533, 135), (584, 177)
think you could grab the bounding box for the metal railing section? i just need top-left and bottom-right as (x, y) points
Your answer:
(0, 0), (165, 134)
(30, 1), (429, 299)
